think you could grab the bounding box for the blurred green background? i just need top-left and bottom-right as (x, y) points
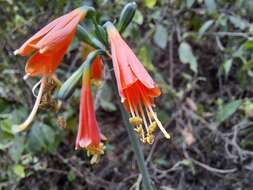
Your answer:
(1, 0), (253, 189)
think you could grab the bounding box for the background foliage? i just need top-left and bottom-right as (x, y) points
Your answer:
(1, 0), (253, 189)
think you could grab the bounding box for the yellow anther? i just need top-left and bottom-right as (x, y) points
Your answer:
(85, 143), (106, 164)
(148, 122), (158, 134)
(146, 134), (155, 144)
(90, 154), (100, 164)
(134, 126), (143, 134)
(129, 116), (143, 126)
(86, 143), (105, 157)
(148, 105), (171, 139)
(140, 137), (147, 144)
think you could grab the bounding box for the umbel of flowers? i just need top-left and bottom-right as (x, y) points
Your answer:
(13, 2), (170, 164)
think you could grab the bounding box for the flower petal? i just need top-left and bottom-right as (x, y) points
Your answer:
(76, 68), (101, 149)
(91, 56), (103, 81)
(25, 42), (68, 76)
(16, 9), (78, 56)
(35, 14), (80, 52)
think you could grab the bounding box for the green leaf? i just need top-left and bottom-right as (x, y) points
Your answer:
(9, 136), (25, 162)
(67, 170), (76, 182)
(133, 10), (143, 25)
(26, 123), (56, 153)
(229, 16), (247, 30)
(98, 83), (116, 112)
(215, 100), (242, 124)
(153, 25), (168, 49)
(198, 20), (214, 37)
(178, 42), (198, 73)
(204, 0), (217, 13)
(243, 39), (253, 49)
(0, 118), (12, 134)
(13, 164), (26, 178)
(138, 46), (155, 72)
(0, 142), (12, 150)
(145, 0), (157, 8)
(223, 59), (233, 77)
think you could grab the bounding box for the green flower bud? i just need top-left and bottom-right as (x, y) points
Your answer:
(117, 2), (137, 33)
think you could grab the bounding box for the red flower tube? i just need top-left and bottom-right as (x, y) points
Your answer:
(76, 61), (105, 164)
(106, 22), (170, 144)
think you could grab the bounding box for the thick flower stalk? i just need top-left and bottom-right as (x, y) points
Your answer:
(76, 59), (105, 164)
(105, 22), (170, 144)
(13, 6), (91, 132)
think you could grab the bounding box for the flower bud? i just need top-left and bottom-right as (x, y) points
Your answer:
(117, 2), (137, 33)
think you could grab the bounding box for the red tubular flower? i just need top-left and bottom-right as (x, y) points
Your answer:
(106, 22), (170, 144)
(75, 61), (105, 164)
(13, 7), (90, 133)
(14, 7), (88, 77)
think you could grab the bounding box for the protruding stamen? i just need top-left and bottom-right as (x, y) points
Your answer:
(148, 122), (157, 134)
(139, 103), (149, 131)
(140, 136), (147, 144)
(129, 116), (143, 126)
(13, 49), (20, 55)
(126, 92), (136, 118)
(134, 126), (143, 135)
(145, 107), (153, 124)
(32, 80), (42, 97)
(90, 154), (100, 164)
(23, 74), (30, 80)
(148, 105), (171, 139)
(86, 143), (105, 164)
(147, 110), (157, 122)
(146, 134), (155, 144)
(12, 77), (46, 133)
(127, 99), (135, 117)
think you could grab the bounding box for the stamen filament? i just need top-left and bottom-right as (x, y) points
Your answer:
(32, 80), (42, 97)
(145, 106), (152, 124)
(126, 93), (135, 117)
(23, 74), (30, 80)
(12, 77), (46, 133)
(139, 103), (149, 132)
(148, 105), (171, 139)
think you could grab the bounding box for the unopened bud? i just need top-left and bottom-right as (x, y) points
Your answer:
(117, 2), (137, 33)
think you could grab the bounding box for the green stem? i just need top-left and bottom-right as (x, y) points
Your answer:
(106, 60), (153, 190)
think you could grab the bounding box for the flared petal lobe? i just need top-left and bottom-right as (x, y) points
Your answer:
(15, 7), (87, 77)
(107, 23), (160, 103)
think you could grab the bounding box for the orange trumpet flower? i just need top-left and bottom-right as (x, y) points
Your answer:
(13, 7), (90, 133)
(106, 22), (170, 144)
(76, 61), (105, 164)
(14, 6), (89, 77)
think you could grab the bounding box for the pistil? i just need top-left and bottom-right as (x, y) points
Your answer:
(12, 77), (46, 133)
